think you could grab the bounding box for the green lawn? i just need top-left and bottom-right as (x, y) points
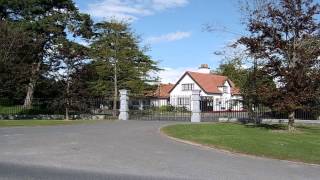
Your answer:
(162, 123), (320, 164)
(0, 120), (106, 127)
(0, 105), (24, 114)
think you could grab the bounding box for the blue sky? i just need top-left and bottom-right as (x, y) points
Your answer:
(74, 0), (246, 83)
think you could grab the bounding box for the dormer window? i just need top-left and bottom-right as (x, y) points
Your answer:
(223, 86), (228, 93)
(182, 83), (194, 91)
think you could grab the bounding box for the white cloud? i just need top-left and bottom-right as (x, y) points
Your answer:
(151, 0), (189, 10)
(85, 0), (189, 21)
(157, 66), (196, 84)
(146, 31), (191, 44)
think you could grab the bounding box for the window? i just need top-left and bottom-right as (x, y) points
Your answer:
(182, 83), (194, 91)
(132, 100), (139, 106)
(216, 98), (221, 106)
(223, 86), (228, 93)
(178, 97), (190, 105)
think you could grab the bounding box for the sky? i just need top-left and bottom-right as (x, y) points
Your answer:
(74, 0), (247, 83)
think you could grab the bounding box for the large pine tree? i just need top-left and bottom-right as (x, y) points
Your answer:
(0, 0), (92, 107)
(90, 20), (159, 116)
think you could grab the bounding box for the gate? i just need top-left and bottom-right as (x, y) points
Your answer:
(121, 92), (319, 122)
(128, 95), (191, 121)
(200, 97), (249, 122)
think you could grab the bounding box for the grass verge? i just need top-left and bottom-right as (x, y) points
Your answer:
(161, 123), (320, 164)
(0, 120), (106, 127)
(0, 105), (24, 114)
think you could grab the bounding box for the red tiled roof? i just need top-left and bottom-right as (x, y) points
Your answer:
(222, 75), (241, 95)
(152, 84), (174, 98)
(232, 88), (241, 95)
(170, 71), (241, 95)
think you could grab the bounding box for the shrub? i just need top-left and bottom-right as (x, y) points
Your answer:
(174, 106), (189, 112)
(158, 105), (175, 112)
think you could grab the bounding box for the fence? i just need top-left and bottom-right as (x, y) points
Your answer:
(1, 91), (319, 122)
(200, 97), (320, 122)
(128, 95), (191, 121)
(0, 98), (119, 120)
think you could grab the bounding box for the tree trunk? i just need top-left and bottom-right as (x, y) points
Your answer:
(23, 61), (41, 108)
(248, 104), (254, 122)
(65, 103), (69, 121)
(288, 111), (295, 131)
(286, 32), (298, 132)
(247, 102), (257, 124)
(65, 80), (70, 121)
(112, 64), (118, 117)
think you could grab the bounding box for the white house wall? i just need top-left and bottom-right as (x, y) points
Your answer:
(170, 74), (202, 96)
(170, 74), (227, 97)
(151, 98), (168, 107)
(169, 73), (243, 111)
(170, 74), (200, 110)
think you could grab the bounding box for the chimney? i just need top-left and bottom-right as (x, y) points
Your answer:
(197, 64), (210, 74)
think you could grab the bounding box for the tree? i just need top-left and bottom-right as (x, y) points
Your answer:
(239, 0), (320, 131)
(90, 20), (159, 117)
(215, 48), (249, 89)
(0, 0), (92, 107)
(214, 46), (274, 123)
(0, 21), (42, 100)
(55, 41), (90, 120)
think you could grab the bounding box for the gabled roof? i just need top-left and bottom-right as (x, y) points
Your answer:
(150, 83), (174, 98)
(169, 71), (241, 95)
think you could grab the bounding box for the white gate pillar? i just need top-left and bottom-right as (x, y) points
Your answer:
(119, 89), (129, 120)
(191, 90), (201, 122)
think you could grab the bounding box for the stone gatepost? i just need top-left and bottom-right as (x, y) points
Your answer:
(119, 89), (129, 120)
(191, 90), (201, 122)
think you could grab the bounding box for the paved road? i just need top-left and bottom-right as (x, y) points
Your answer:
(0, 120), (319, 180)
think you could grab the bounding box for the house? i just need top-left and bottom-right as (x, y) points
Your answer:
(128, 83), (174, 110)
(169, 64), (242, 111)
(149, 83), (174, 107)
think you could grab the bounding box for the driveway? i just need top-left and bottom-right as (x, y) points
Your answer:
(0, 120), (319, 180)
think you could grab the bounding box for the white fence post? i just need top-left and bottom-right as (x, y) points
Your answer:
(119, 89), (129, 120)
(191, 90), (201, 122)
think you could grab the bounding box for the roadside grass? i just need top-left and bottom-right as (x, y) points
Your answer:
(162, 123), (320, 164)
(0, 105), (55, 115)
(0, 120), (107, 127)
